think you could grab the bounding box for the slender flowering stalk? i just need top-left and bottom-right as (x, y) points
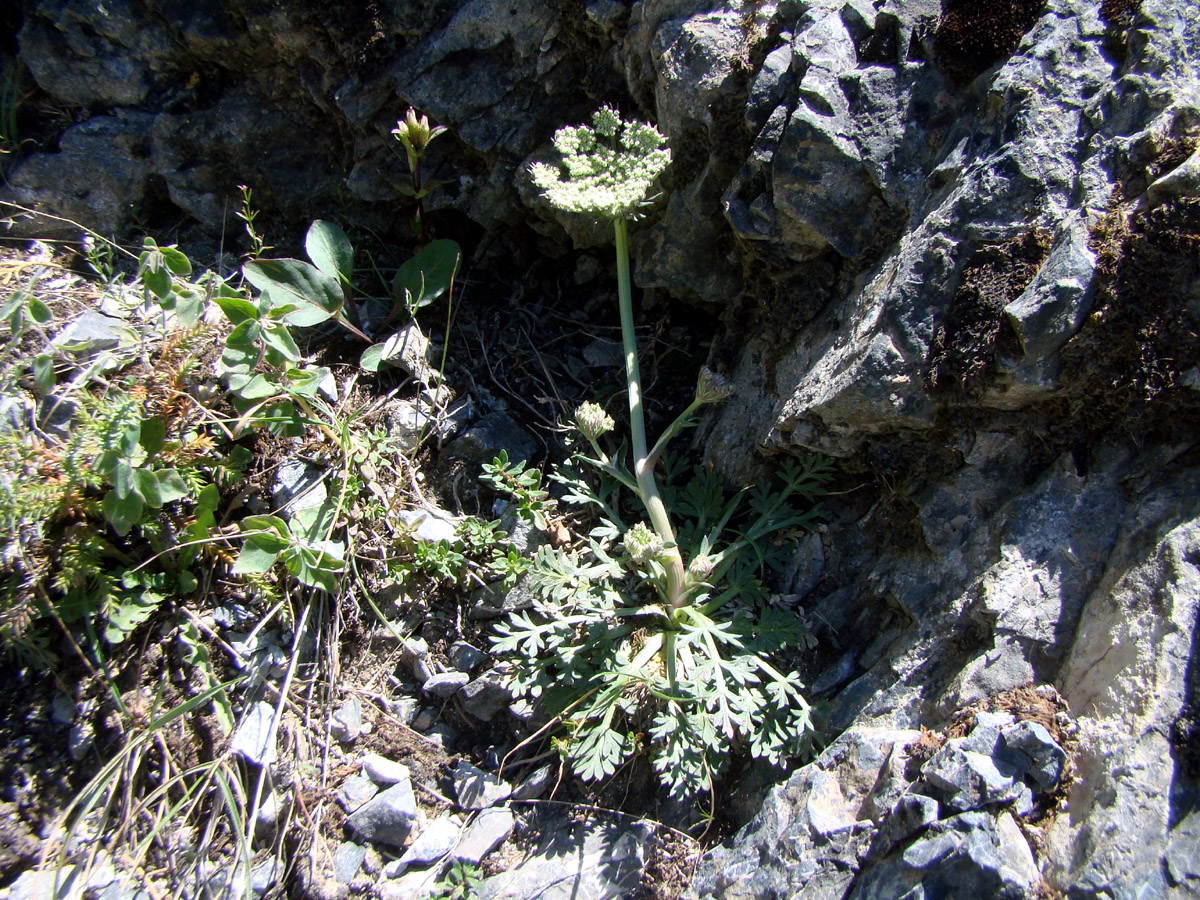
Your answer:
(532, 107), (693, 608)
(393, 108), (448, 245)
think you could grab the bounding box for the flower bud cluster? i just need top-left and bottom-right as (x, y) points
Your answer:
(624, 522), (662, 566)
(687, 554), (714, 581)
(529, 106), (671, 220)
(574, 401), (615, 441)
(392, 108), (447, 170)
(695, 366), (733, 404)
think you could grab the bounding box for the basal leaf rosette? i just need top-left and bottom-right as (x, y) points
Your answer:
(529, 106), (671, 219)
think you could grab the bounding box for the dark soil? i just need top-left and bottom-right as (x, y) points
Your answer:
(924, 229), (1051, 398)
(934, 0), (1048, 85)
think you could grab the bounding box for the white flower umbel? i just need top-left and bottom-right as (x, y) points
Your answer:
(529, 106), (671, 220)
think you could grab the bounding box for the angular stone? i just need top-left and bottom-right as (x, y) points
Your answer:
(271, 459), (328, 516)
(230, 701), (277, 766)
(397, 507), (459, 544)
(459, 670), (512, 722)
(393, 813), (462, 874)
(52, 310), (133, 358)
(511, 764), (554, 801)
(337, 774), (379, 813)
(476, 816), (650, 900)
(856, 811), (1040, 899)
(469, 574), (537, 620)
(1000, 721), (1066, 792)
(448, 641), (488, 673)
(330, 695), (363, 743)
(362, 754), (412, 787)
(453, 760), (512, 810)
(921, 743), (1021, 813)
(346, 779), (418, 848)
(333, 842), (368, 884)
(423, 671), (469, 699)
(880, 792), (940, 846)
(453, 806), (514, 865)
(444, 411), (537, 466)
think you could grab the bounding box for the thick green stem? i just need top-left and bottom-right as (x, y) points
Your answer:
(613, 217), (686, 608)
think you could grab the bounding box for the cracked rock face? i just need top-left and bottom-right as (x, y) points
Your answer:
(8, 1), (1200, 898)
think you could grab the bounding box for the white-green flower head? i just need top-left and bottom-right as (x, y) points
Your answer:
(624, 522), (663, 566)
(529, 106), (671, 220)
(575, 401), (615, 441)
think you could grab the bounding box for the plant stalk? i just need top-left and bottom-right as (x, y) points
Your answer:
(613, 217), (686, 608)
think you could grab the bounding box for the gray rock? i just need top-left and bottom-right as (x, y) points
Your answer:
(332, 842), (367, 884)
(424, 723), (458, 752)
(397, 508), (459, 544)
(247, 860), (281, 897)
(689, 727), (920, 900)
(255, 789), (292, 841)
(230, 701), (276, 766)
(445, 412), (537, 466)
(459, 670), (512, 722)
(2, 114), (156, 238)
(879, 792), (940, 847)
(383, 696), (420, 724)
(399, 636), (434, 683)
(1003, 222), (1097, 370)
(476, 815), (651, 900)
(6, 864), (83, 900)
(1000, 721), (1066, 792)
(469, 573), (538, 620)
(453, 806), (515, 866)
(378, 868), (442, 900)
(337, 775), (379, 813)
(448, 641), (488, 674)
(383, 399), (436, 452)
(272, 459), (328, 516)
(921, 742), (1022, 813)
(411, 707), (439, 732)
(362, 755), (412, 787)
(393, 813), (462, 874)
(37, 393), (77, 440)
(51, 693), (76, 725)
(423, 671), (469, 699)
(346, 779), (418, 848)
(371, 323), (440, 385)
(511, 764), (554, 801)
(0, 393), (31, 434)
(1164, 810), (1200, 889)
(849, 812), (1039, 900)
(330, 696), (364, 743)
(452, 760), (512, 810)
(52, 310), (133, 359)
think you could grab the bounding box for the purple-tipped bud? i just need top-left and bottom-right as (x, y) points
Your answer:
(695, 367), (733, 404)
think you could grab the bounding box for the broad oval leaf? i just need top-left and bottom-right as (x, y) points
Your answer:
(243, 258), (341, 326)
(261, 322), (302, 362)
(161, 245), (193, 276)
(392, 239), (461, 311)
(213, 294), (259, 325)
(360, 343), (385, 373)
(305, 220), (354, 283)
